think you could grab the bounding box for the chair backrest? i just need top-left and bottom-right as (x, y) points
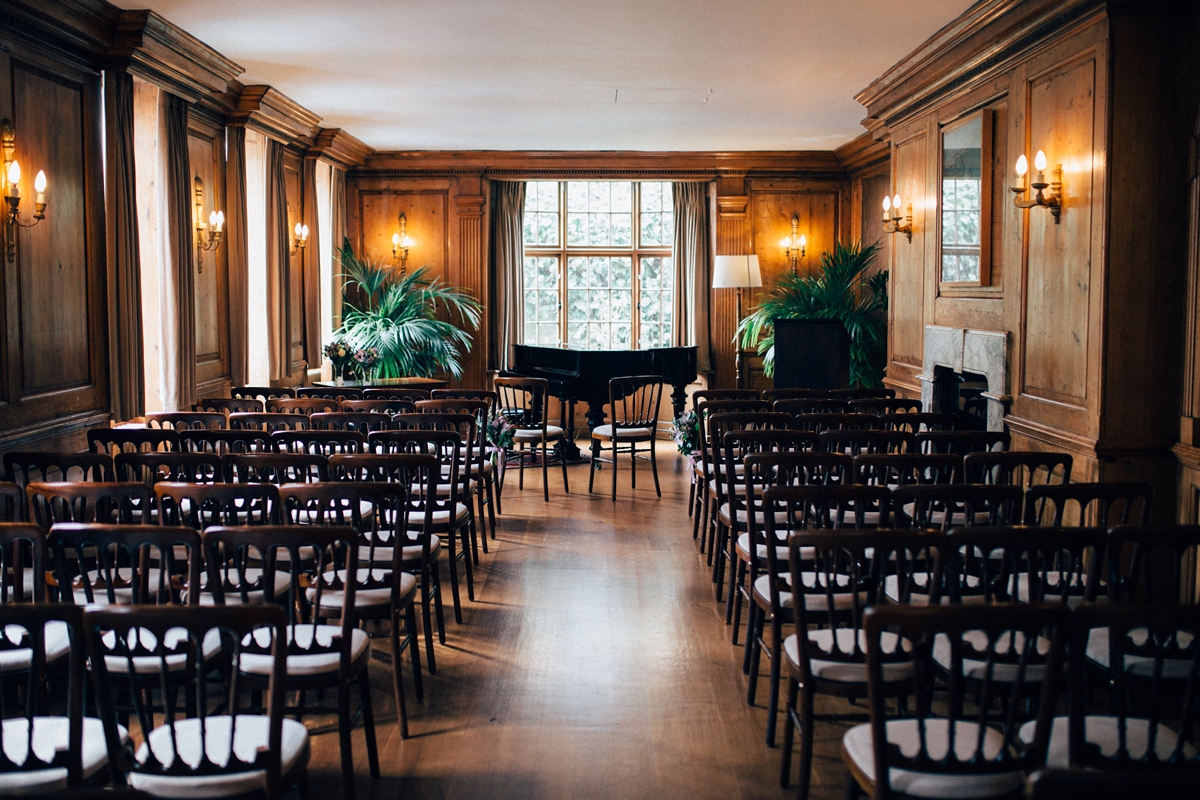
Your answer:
(494, 376), (550, 430)
(829, 387), (895, 399)
(0, 483), (23, 522)
(295, 386), (364, 401)
(877, 412), (961, 433)
(363, 388), (431, 402)
(416, 398), (490, 417)
(940, 526), (1105, 605)
(694, 389), (762, 406)
(1023, 482), (1152, 527)
(391, 413), (476, 471)
(848, 398), (923, 414)
(819, 429), (916, 455)
(893, 484), (1024, 530)
(706, 412), (792, 500)
(229, 412), (309, 431)
(231, 385), (294, 400)
(114, 452), (222, 485)
(362, 430), (467, 497)
(339, 398), (415, 415)
(178, 429), (275, 455)
(761, 483), (892, 531)
(608, 375), (663, 430)
(265, 397), (338, 415)
(48, 523), (201, 606)
(0, 523), (46, 602)
(862, 604), (1068, 800)
(915, 430), (1009, 455)
(963, 451), (1072, 488)
(193, 397), (264, 414)
(271, 429), (368, 455)
(0, 603), (86, 787)
(759, 388), (826, 402)
(695, 400), (774, 460)
(154, 482), (281, 528)
(1105, 525), (1200, 604)
(431, 389), (498, 413)
(83, 604), (290, 797)
(88, 428), (179, 457)
(851, 453), (962, 487)
(3, 452), (114, 487)
(310, 411), (391, 432)
(27, 482), (154, 528)
(221, 453), (329, 484)
(1067, 604), (1200, 771)
(773, 399), (851, 415)
(144, 412), (225, 431)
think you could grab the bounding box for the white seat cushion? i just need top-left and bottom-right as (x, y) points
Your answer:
(101, 627), (222, 674)
(0, 621), (72, 672)
(513, 425), (564, 441)
(73, 568), (169, 606)
(735, 532), (794, 563)
(842, 718), (1024, 798)
(932, 630), (1051, 683)
(753, 573), (860, 612)
(405, 503), (470, 527)
(882, 574), (945, 606)
(1085, 626), (1196, 677)
(238, 624), (369, 677)
(358, 535), (441, 566)
(591, 424), (653, 441)
(1018, 714), (1197, 769)
(194, 569), (292, 606)
(130, 715), (308, 798)
(0, 716), (123, 793)
(901, 502), (994, 526)
(719, 503), (792, 526)
(308, 569), (417, 609)
(783, 629), (912, 683)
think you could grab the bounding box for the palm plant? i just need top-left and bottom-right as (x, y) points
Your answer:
(335, 239), (482, 379)
(737, 240), (888, 388)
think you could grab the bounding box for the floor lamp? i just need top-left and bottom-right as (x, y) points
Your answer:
(713, 254), (762, 389)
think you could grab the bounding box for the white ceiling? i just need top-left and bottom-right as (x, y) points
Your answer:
(111, 0), (975, 152)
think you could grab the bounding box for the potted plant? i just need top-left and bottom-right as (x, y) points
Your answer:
(335, 239), (482, 379)
(737, 240), (888, 388)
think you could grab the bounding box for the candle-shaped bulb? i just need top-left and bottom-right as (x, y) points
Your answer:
(1015, 154), (1028, 178)
(294, 222), (302, 237)
(799, 234), (807, 247)
(216, 210), (224, 231)
(892, 195), (902, 216)
(1034, 150), (1048, 172)
(392, 233), (401, 246)
(7, 160), (19, 196)
(301, 224), (309, 240)
(33, 170), (46, 194)
(883, 195), (891, 212)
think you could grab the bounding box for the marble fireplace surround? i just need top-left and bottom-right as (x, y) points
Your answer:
(917, 325), (1011, 432)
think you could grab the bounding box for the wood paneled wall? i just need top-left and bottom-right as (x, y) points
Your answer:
(188, 112), (232, 398)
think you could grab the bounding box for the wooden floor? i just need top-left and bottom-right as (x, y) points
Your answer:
(306, 441), (856, 799)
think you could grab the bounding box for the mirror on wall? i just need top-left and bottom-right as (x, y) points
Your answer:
(940, 113), (990, 284)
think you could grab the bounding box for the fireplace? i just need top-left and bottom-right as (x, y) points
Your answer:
(917, 326), (1010, 432)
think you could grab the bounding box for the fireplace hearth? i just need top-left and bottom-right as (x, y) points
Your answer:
(917, 326), (1010, 432)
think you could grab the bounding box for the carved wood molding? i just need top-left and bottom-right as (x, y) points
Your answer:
(109, 10), (243, 104)
(0, 0), (116, 66)
(358, 150), (845, 177)
(834, 131), (891, 174)
(228, 85), (322, 147)
(308, 128), (373, 169)
(454, 195), (486, 218)
(716, 196), (749, 216)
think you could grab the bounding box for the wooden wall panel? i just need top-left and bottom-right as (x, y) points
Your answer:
(750, 189), (838, 286)
(888, 132), (928, 373)
(1021, 56), (1096, 404)
(284, 151), (305, 376)
(455, 192), (486, 390)
(357, 190), (448, 278)
(188, 119), (230, 395)
(713, 194), (749, 391)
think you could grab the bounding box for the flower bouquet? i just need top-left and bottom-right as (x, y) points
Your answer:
(486, 412), (517, 451)
(353, 347), (380, 382)
(671, 409), (700, 456)
(323, 340), (353, 386)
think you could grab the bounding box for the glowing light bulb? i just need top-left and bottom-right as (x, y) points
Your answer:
(893, 194), (902, 212)
(7, 160), (19, 197)
(216, 211), (224, 231)
(799, 234), (807, 248)
(392, 233), (401, 246)
(780, 236), (792, 249)
(301, 224), (309, 240)
(33, 170), (46, 196)
(1034, 150), (1048, 172)
(294, 222), (303, 237)
(1015, 154), (1028, 178)
(882, 195), (891, 222)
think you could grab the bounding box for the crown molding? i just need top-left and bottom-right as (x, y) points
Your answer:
(109, 10), (243, 103)
(309, 128), (373, 169)
(0, 0), (117, 67)
(834, 131), (890, 174)
(229, 85), (322, 147)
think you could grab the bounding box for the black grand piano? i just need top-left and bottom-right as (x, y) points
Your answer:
(506, 344), (698, 460)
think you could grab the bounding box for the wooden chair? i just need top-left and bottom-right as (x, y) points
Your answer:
(48, 523), (201, 607)
(693, 389), (761, 406)
(962, 451), (1072, 487)
(231, 385), (295, 401)
(787, 412), (877, 433)
(114, 452), (222, 485)
(877, 412), (961, 433)
(363, 388), (430, 402)
(204, 525), (383, 797)
(774, 399), (851, 416)
(941, 525), (1104, 606)
(229, 412), (309, 432)
(310, 411), (391, 433)
(265, 397), (338, 415)
(0, 523), (46, 603)
(339, 398), (415, 415)
(893, 484), (1024, 530)
(144, 412), (225, 431)
(87, 428), (179, 457)
(272, 430), (368, 456)
(414, 399), (498, 541)
(819, 429), (916, 456)
(26, 482), (154, 528)
(220, 453), (328, 484)
(1104, 525), (1200, 604)
(841, 604), (1067, 800)
(848, 398), (923, 414)
(0, 603), (105, 794)
(179, 429), (274, 455)
(915, 429), (1009, 455)
(851, 453), (962, 487)
(155, 482), (280, 529)
(194, 397), (264, 414)
(828, 387), (895, 399)
(1023, 482), (1152, 527)
(692, 400), (774, 546)
(0, 483), (24, 522)
(588, 375), (664, 502)
(3, 452), (114, 487)
(494, 376), (569, 502)
(296, 386), (364, 401)
(280, 473), (444, 673)
(755, 486), (894, 752)
(83, 604), (310, 798)
(760, 389), (825, 402)
(431, 388), (499, 413)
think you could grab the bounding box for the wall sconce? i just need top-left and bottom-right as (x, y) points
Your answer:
(1012, 150), (1061, 223)
(1, 119), (48, 264)
(291, 222), (309, 255)
(882, 194), (913, 242)
(193, 176), (223, 273)
(779, 213), (806, 270)
(392, 212), (414, 268)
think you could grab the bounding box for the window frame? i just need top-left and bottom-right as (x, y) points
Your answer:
(523, 180), (673, 349)
(937, 108), (995, 291)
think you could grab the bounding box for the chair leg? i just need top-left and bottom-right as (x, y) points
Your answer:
(747, 608), (764, 698)
(468, 502), (481, 566)
(445, 535), (464, 623)
(611, 437), (618, 502)
(389, 608), (411, 739)
(649, 438), (661, 497)
(518, 443), (525, 490)
(359, 666), (380, 780)
(688, 474), (695, 516)
(432, 562), (447, 644)
(475, 487), (488, 555)
(420, 568), (437, 674)
(697, 488), (709, 551)
(406, 601), (424, 702)
(779, 676), (798, 788)
(692, 481), (704, 540)
(559, 436), (570, 493)
(729, 562), (746, 637)
(337, 679), (357, 799)
(541, 439), (549, 502)
(766, 618), (783, 747)
(486, 473), (498, 537)
(495, 454), (506, 513)
(460, 524), (476, 602)
(796, 687), (815, 800)
(630, 440), (637, 490)
(724, 542), (741, 623)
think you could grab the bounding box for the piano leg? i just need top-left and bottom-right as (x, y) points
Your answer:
(556, 399), (584, 462)
(670, 382), (689, 421)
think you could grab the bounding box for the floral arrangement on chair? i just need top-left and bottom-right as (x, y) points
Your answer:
(485, 412), (517, 451)
(671, 409), (700, 456)
(353, 347), (380, 382)
(324, 340), (353, 385)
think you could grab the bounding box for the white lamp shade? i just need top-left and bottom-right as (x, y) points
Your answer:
(712, 255), (762, 289)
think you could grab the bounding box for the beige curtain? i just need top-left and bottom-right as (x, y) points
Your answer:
(672, 180), (713, 372)
(265, 139), (289, 381)
(302, 158), (322, 369)
(330, 166), (347, 331)
(166, 93), (197, 409)
(225, 126), (249, 387)
(491, 180), (525, 370)
(104, 70), (144, 420)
